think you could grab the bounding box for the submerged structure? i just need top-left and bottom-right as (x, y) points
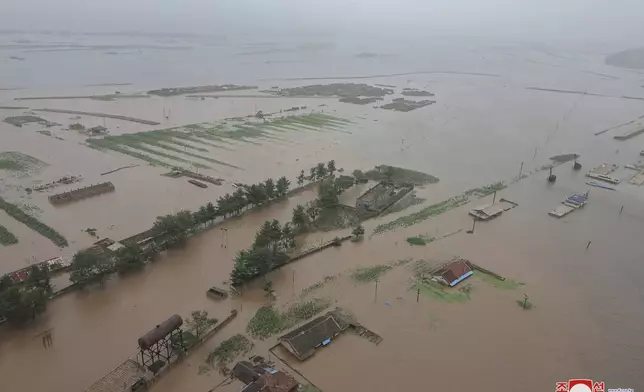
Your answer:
(356, 182), (413, 213)
(48, 182), (115, 205)
(431, 259), (473, 287)
(279, 312), (351, 361)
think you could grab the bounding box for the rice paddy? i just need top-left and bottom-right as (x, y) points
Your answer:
(86, 113), (351, 170)
(0, 225), (18, 245)
(0, 151), (48, 176)
(374, 196), (469, 234)
(0, 197), (67, 247)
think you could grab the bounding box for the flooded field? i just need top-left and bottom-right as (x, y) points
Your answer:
(1, 33), (644, 392)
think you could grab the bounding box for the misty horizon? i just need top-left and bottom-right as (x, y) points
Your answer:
(1, 0), (644, 46)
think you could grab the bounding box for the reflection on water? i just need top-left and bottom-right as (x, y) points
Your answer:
(1, 36), (644, 392)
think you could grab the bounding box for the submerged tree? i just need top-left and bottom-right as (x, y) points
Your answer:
(316, 162), (328, 179)
(327, 160), (336, 176)
(264, 178), (276, 200)
(352, 224), (365, 241)
(186, 310), (218, 339)
(297, 170), (306, 186)
(115, 244), (145, 274)
(291, 204), (309, 229)
(275, 176), (290, 197)
(69, 251), (111, 288)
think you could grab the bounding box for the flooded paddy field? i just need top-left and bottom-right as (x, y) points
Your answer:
(2, 34), (644, 392)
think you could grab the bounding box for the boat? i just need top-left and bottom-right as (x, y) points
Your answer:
(207, 286), (228, 299)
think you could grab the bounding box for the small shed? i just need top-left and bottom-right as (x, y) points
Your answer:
(88, 125), (108, 135)
(432, 259), (473, 287)
(232, 361), (264, 385)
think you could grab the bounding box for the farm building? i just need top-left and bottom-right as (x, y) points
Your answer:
(278, 312), (350, 361)
(431, 259), (473, 287)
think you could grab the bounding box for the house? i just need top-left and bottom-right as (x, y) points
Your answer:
(87, 125), (108, 135)
(432, 259), (473, 287)
(241, 371), (298, 392)
(278, 312), (350, 361)
(232, 361), (265, 385)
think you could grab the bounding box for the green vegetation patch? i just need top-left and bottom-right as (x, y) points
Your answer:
(465, 181), (506, 197)
(406, 235), (434, 246)
(416, 280), (470, 303)
(274, 83), (393, 98)
(246, 298), (331, 340)
(0, 151), (48, 176)
(351, 264), (392, 282)
(206, 334), (253, 368)
(0, 197), (67, 247)
(475, 271), (524, 290)
(365, 165), (439, 186)
(0, 225), (18, 245)
(86, 114), (350, 170)
(374, 196), (469, 234)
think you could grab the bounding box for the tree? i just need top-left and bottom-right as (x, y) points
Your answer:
(352, 169), (367, 183)
(152, 210), (194, 247)
(327, 160), (336, 176)
(232, 188), (247, 214)
(0, 286), (47, 324)
(69, 251), (111, 288)
(216, 194), (234, 217)
(115, 244), (145, 274)
(292, 204), (308, 229)
(205, 202), (217, 221)
(352, 225), (365, 241)
(281, 223), (296, 249)
(25, 264), (52, 294)
(245, 184), (267, 207)
(0, 274), (13, 292)
(263, 281), (275, 300)
(382, 165), (395, 183)
(297, 170), (306, 186)
(195, 206), (209, 225)
(316, 163), (328, 179)
(306, 203), (320, 221)
(264, 178), (276, 200)
(186, 310), (218, 339)
(309, 167), (317, 181)
(276, 176), (290, 197)
(318, 181), (339, 209)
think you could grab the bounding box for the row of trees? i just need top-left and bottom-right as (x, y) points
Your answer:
(0, 264), (52, 324)
(230, 219), (296, 285)
(296, 160), (336, 186)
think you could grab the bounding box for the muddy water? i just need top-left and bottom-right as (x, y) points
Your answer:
(1, 36), (644, 392)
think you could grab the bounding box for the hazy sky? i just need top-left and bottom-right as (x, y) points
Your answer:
(1, 0), (643, 44)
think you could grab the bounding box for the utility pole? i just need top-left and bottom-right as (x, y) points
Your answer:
(374, 278), (379, 302)
(467, 218), (476, 234)
(492, 190), (497, 204)
(416, 287), (420, 303)
(292, 270), (295, 296)
(518, 161), (524, 179)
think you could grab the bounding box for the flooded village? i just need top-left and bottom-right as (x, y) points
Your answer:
(2, 30), (644, 392)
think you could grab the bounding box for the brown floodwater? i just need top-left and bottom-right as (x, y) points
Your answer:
(1, 38), (644, 392)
